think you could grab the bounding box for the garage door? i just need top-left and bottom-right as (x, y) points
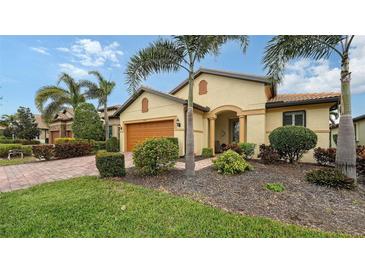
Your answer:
(126, 120), (174, 151)
(50, 131), (60, 144)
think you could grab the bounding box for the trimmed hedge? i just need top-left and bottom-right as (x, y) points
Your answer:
(93, 141), (106, 151)
(269, 126), (317, 163)
(238, 142), (256, 159)
(212, 150), (251, 175)
(54, 137), (76, 144)
(258, 144), (279, 164)
(0, 138), (40, 145)
(202, 147), (213, 158)
(133, 138), (179, 175)
(54, 142), (92, 159)
(106, 137), (119, 152)
(0, 144), (32, 158)
(96, 150), (126, 177)
(32, 144), (54, 160)
(306, 168), (356, 190)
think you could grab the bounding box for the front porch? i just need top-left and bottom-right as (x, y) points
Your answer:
(207, 106), (246, 154)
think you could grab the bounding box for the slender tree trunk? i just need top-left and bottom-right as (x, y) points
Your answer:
(185, 67), (195, 176)
(335, 53), (357, 182)
(104, 101), (109, 140)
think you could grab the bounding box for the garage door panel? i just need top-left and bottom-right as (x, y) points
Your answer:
(126, 120), (174, 151)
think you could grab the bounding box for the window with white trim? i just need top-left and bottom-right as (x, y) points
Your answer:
(283, 111), (306, 126)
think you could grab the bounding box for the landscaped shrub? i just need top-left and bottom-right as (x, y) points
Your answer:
(238, 142), (256, 159)
(212, 149), (251, 175)
(258, 144), (279, 164)
(32, 144), (54, 160)
(357, 146), (365, 177)
(265, 183), (285, 192)
(93, 141), (106, 151)
(0, 138), (40, 145)
(55, 137), (76, 144)
(305, 168), (356, 190)
(313, 147), (336, 166)
(222, 143), (242, 155)
(0, 144), (32, 157)
(269, 126), (317, 163)
(106, 137), (120, 152)
(54, 142), (92, 159)
(133, 138), (179, 175)
(96, 150), (126, 177)
(202, 147), (213, 158)
(0, 144), (22, 157)
(166, 137), (179, 147)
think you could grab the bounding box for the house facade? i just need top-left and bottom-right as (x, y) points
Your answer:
(116, 68), (340, 162)
(330, 114), (365, 147)
(47, 107), (121, 144)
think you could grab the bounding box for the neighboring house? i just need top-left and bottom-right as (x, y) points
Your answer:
(47, 106), (121, 144)
(330, 114), (365, 147)
(98, 105), (121, 139)
(34, 114), (49, 143)
(0, 125), (5, 136)
(115, 68), (340, 162)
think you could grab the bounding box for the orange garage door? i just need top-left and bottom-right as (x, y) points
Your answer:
(126, 120), (174, 151)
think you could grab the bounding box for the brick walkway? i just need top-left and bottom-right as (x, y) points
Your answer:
(0, 153), (213, 192)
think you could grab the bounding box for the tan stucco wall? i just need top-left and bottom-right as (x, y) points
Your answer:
(266, 104), (332, 162)
(173, 73), (267, 111)
(119, 91), (186, 156)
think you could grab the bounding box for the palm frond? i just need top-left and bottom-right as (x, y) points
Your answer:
(34, 86), (69, 112)
(88, 71), (106, 83)
(263, 35), (344, 83)
(125, 38), (186, 93)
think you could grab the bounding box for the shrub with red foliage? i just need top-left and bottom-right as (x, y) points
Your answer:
(32, 144), (54, 160)
(357, 146), (365, 177)
(54, 142), (92, 159)
(258, 144), (279, 164)
(313, 147), (336, 166)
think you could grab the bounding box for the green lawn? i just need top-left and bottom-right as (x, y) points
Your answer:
(0, 176), (345, 237)
(0, 157), (36, 166)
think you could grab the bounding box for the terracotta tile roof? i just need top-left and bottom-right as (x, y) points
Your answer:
(266, 92), (340, 108)
(53, 108), (74, 121)
(34, 114), (49, 129)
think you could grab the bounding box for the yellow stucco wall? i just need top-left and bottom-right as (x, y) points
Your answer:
(266, 104), (332, 162)
(119, 91), (186, 156)
(173, 73), (267, 111)
(330, 118), (365, 147)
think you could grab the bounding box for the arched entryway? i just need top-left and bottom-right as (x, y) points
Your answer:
(207, 105), (246, 154)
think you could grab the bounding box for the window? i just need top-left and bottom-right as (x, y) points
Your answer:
(199, 80), (208, 95)
(142, 97), (149, 112)
(109, 126), (113, 139)
(283, 111), (306, 126)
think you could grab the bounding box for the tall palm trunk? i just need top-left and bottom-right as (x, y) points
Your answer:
(104, 101), (109, 140)
(336, 52), (357, 182)
(185, 67), (195, 176)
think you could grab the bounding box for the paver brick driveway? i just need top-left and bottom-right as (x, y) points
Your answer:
(0, 153), (212, 192)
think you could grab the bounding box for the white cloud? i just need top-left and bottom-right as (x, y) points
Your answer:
(279, 36), (365, 94)
(56, 47), (70, 53)
(30, 46), (50, 55)
(59, 39), (123, 67)
(58, 63), (88, 77)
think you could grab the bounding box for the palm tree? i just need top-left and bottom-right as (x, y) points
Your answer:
(35, 73), (92, 122)
(263, 35), (357, 181)
(126, 35), (248, 176)
(86, 71), (116, 140)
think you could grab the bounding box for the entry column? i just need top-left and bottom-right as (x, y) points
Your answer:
(208, 117), (216, 155)
(239, 115), (246, 143)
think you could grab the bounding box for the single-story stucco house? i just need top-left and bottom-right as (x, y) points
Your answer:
(34, 114), (49, 143)
(115, 68), (340, 162)
(47, 106), (121, 144)
(330, 114), (365, 148)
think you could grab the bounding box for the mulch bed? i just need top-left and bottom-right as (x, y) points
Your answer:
(124, 161), (365, 236)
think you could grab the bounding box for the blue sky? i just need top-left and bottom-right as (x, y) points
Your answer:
(1, 35), (365, 117)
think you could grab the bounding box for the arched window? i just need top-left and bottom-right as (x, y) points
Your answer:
(199, 80), (208, 95)
(142, 97), (149, 113)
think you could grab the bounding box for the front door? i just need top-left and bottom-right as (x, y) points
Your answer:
(230, 119), (239, 143)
